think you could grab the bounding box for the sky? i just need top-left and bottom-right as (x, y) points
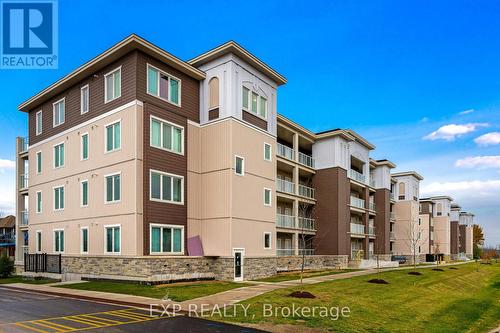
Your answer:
(0, 0), (499, 245)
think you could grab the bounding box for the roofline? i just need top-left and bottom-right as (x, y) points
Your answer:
(188, 41), (287, 86)
(419, 198), (435, 203)
(428, 195), (454, 202)
(370, 158), (397, 169)
(345, 129), (376, 150)
(277, 114), (356, 142)
(391, 171), (424, 181)
(19, 34), (206, 112)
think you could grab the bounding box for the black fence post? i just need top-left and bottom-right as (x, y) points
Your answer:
(58, 254), (62, 274)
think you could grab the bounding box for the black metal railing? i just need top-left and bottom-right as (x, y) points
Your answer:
(24, 253), (61, 274)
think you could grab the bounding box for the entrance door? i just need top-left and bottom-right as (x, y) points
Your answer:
(233, 249), (244, 281)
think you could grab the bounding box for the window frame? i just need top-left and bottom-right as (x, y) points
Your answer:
(149, 115), (184, 155)
(103, 224), (121, 255)
(149, 169), (184, 205)
(242, 86), (268, 120)
(35, 110), (43, 135)
(80, 226), (89, 254)
(53, 142), (65, 169)
(234, 155), (245, 176)
(36, 190), (42, 214)
(53, 185), (65, 211)
(80, 84), (89, 114)
(104, 172), (121, 204)
(81, 132), (89, 161)
(53, 229), (65, 254)
(104, 67), (122, 103)
(36, 150), (42, 174)
(52, 98), (65, 127)
(104, 120), (121, 153)
(264, 143), (272, 162)
(149, 223), (185, 255)
(146, 64), (182, 107)
(264, 232), (272, 249)
(35, 230), (42, 253)
(264, 188), (272, 206)
(81, 179), (89, 208)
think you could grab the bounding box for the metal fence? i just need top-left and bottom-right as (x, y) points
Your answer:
(24, 253), (61, 274)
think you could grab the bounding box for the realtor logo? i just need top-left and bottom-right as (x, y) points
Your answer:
(1, 0), (58, 69)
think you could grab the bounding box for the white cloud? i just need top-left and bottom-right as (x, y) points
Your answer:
(458, 109), (474, 115)
(455, 156), (500, 169)
(474, 132), (500, 146)
(421, 179), (500, 196)
(0, 159), (15, 172)
(423, 123), (489, 141)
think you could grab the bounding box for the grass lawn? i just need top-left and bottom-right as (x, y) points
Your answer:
(219, 262), (500, 332)
(59, 280), (250, 302)
(0, 276), (59, 284)
(255, 269), (359, 283)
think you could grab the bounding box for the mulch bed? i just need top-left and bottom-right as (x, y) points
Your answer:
(289, 291), (316, 299)
(368, 278), (389, 284)
(408, 271), (422, 276)
(481, 262), (492, 265)
(448, 267), (458, 270)
(432, 268), (444, 271)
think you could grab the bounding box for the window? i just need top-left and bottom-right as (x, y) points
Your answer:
(150, 117), (183, 154)
(36, 110), (42, 135)
(398, 182), (406, 200)
(36, 191), (42, 213)
(242, 86), (267, 118)
(36, 231), (42, 253)
(104, 67), (121, 102)
(150, 170), (183, 204)
(81, 227), (89, 254)
(150, 224), (184, 254)
(208, 77), (219, 109)
(81, 180), (89, 207)
(81, 85), (89, 114)
(54, 143), (64, 168)
(105, 173), (121, 203)
(234, 156), (244, 176)
(53, 98), (65, 127)
(264, 232), (272, 249)
(36, 151), (42, 174)
(147, 64), (181, 105)
(264, 143), (272, 161)
(264, 188), (272, 206)
(53, 186), (64, 211)
(81, 133), (89, 160)
(54, 229), (64, 253)
(105, 225), (120, 254)
(105, 121), (121, 152)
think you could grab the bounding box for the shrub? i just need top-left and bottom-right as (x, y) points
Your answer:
(0, 253), (14, 278)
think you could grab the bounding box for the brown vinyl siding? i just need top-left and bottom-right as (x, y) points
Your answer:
(459, 225), (466, 253)
(242, 110), (267, 131)
(450, 221), (459, 255)
(374, 188), (390, 254)
(28, 51), (138, 145)
(208, 108), (219, 120)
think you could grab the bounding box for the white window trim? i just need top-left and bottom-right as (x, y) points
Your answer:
(53, 141), (65, 169)
(264, 188), (272, 206)
(52, 97), (66, 127)
(53, 185), (65, 211)
(81, 132), (89, 161)
(149, 115), (184, 155)
(264, 232), (272, 249)
(36, 190), (42, 214)
(146, 63), (182, 107)
(80, 84), (89, 114)
(264, 143), (272, 162)
(104, 224), (121, 255)
(104, 172), (122, 204)
(35, 110), (43, 135)
(35, 230), (42, 253)
(242, 86), (267, 120)
(104, 66), (122, 103)
(104, 119), (121, 154)
(234, 155), (245, 176)
(80, 179), (89, 208)
(53, 228), (65, 254)
(149, 169), (184, 205)
(36, 150), (42, 174)
(80, 227), (89, 254)
(149, 223), (185, 255)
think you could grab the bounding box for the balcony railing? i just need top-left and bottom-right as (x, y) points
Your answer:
(276, 179), (295, 194)
(277, 143), (295, 161)
(350, 196), (365, 209)
(298, 217), (315, 230)
(22, 245), (29, 255)
(370, 179), (376, 187)
(299, 249), (315, 256)
(19, 174), (28, 190)
(298, 152), (315, 168)
(20, 210), (28, 226)
(390, 231), (396, 240)
(349, 169), (366, 183)
(277, 249), (295, 256)
(350, 223), (365, 235)
(390, 212), (396, 220)
(368, 226), (376, 236)
(20, 136), (29, 153)
(369, 202), (376, 211)
(390, 192), (395, 200)
(276, 214), (295, 228)
(298, 184), (315, 199)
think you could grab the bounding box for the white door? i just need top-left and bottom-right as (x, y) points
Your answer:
(233, 249), (244, 281)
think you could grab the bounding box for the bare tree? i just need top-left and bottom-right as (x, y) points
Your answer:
(406, 219), (427, 272)
(297, 201), (315, 293)
(433, 236), (441, 268)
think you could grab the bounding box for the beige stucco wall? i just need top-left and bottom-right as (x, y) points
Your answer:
(433, 216), (451, 255)
(418, 214), (430, 255)
(393, 200), (424, 255)
(28, 103), (144, 255)
(465, 226), (473, 255)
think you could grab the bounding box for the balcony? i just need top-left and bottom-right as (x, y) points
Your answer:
(277, 143), (294, 161)
(276, 214), (295, 228)
(350, 196), (365, 209)
(390, 231), (396, 240)
(298, 184), (315, 199)
(276, 179), (295, 194)
(390, 192), (395, 200)
(368, 226), (376, 236)
(19, 174), (28, 190)
(20, 210), (28, 226)
(349, 169), (366, 183)
(277, 249), (295, 256)
(369, 201), (376, 211)
(390, 212), (396, 220)
(299, 249), (315, 256)
(350, 223), (365, 235)
(370, 179), (376, 187)
(298, 152), (315, 168)
(298, 217), (315, 230)
(19, 136), (29, 153)
(0, 235), (15, 245)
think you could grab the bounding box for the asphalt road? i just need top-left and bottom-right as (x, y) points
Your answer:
(0, 287), (266, 333)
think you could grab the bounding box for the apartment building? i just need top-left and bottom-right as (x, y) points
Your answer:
(450, 203), (461, 258)
(459, 211), (474, 258)
(419, 198), (435, 254)
(427, 196), (453, 256)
